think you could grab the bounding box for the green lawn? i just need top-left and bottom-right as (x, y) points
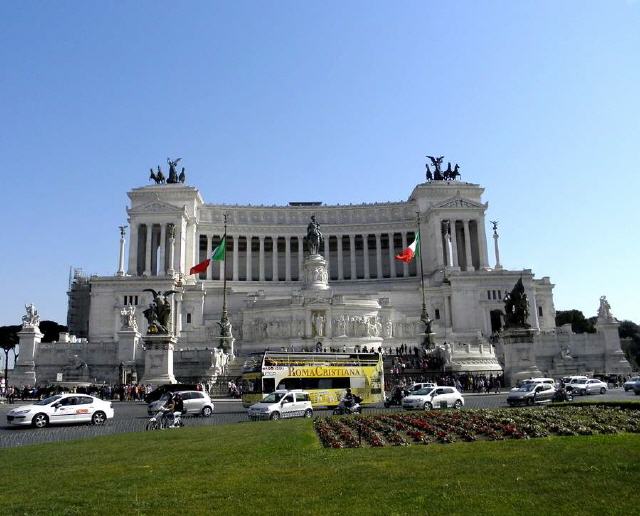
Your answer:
(1, 420), (638, 515)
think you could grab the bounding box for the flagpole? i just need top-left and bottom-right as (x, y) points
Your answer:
(219, 213), (230, 351)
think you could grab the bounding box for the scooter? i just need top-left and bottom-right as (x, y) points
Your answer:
(384, 388), (406, 408)
(552, 387), (573, 403)
(333, 397), (362, 415)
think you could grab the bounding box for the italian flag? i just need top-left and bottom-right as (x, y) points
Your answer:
(189, 236), (227, 275)
(394, 232), (420, 263)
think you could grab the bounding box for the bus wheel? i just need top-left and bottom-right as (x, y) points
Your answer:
(270, 412), (281, 421)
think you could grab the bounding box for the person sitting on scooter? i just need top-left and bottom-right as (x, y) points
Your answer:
(342, 388), (355, 409)
(173, 393), (184, 425)
(162, 393), (176, 427)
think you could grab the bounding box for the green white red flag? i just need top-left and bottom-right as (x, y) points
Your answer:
(394, 232), (420, 263)
(189, 235), (227, 275)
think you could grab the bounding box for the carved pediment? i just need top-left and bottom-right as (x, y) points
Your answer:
(435, 195), (486, 210)
(128, 200), (186, 216)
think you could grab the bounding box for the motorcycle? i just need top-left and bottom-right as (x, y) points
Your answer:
(333, 396), (362, 415)
(552, 387), (573, 403)
(384, 387), (406, 408)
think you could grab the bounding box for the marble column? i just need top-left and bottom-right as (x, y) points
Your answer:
(375, 233), (383, 279)
(285, 236), (291, 281)
(159, 224), (167, 275)
(205, 235), (211, 279)
(272, 236), (279, 282)
(117, 226), (126, 276)
(323, 237), (330, 273)
(478, 219), (489, 269)
(493, 227), (503, 270)
(127, 224), (138, 275)
(232, 235), (239, 281)
(401, 232), (408, 277)
(349, 234), (356, 280)
(434, 219), (444, 268)
(297, 237), (304, 281)
(144, 224), (152, 276)
(246, 235), (252, 281)
(444, 223), (454, 268)
(363, 234), (370, 279)
(463, 220), (474, 271)
(388, 232), (396, 278)
(337, 235), (344, 280)
(450, 220), (459, 267)
(168, 226), (176, 276)
(259, 236), (265, 281)
(219, 236), (225, 281)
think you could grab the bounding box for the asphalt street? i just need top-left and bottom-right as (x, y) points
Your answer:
(0, 390), (636, 449)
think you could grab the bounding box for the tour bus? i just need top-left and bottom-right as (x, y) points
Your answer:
(240, 351), (385, 408)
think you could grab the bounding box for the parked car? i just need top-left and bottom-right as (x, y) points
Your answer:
(247, 390), (313, 421)
(562, 376), (588, 388)
(507, 383), (556, 406)
(568, 378), (607, 395)
(406, 382), (437, 394)
(6, 394), (114, 428)
(147, 391), (214, 417)
(623, 377), (640, 392)
(402, 386), (464, 410)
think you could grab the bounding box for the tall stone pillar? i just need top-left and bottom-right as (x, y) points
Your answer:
(272, 235), (279, 282)
(387, 232), (396, 278)
(463, 220), (474, 271)
(232, 235), (239, 281)
(259, 236), (265, 281)
(167, 224), (176, 277)
(14, 322), (42, 387)
(246, 235), (253, 282)
(492, 222), (503, 270)
(204, 234), (211, 279)
(401, 232), (409, 277)
(127, 223), (139, 275)
(337, 235), (344, 280)
(477, 219), (489, 269)
(363, 234), (370, 279)
(219, 236), (225, 281)
(298, 237), (304, 281)
(323, 237), (330, 276)
(450, 220), (459, 267)
(434, 219), (444, 268)
(444, 222), (454, 268)
(159, 223), (167, 275)
(349, 234), (356, 280)
(117, 225), (127, 276)
(375, 233), (383, 279)
(144, 224), (152, 276)
(285, 236), (291, 281)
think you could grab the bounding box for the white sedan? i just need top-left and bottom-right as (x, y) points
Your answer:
(402, 386), (465, 410)
(6, 394), (114, 428)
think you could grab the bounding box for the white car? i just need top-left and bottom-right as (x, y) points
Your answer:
(147, 391), (214, 417)
(569, 378), (608, 395)
(6, 394), (114, 428)
(247, 390), (313, 421)
(402, 386), (464, 410)
(406, 382), (437, 394)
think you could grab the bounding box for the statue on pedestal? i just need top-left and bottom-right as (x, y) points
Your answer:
(597, 295), (615, 322)
(120, 305), (138, 331)
(503, 278), (530, 329)
(166, 157), (182, 184)
(306, 216), (324, 255)
(22, 304), (40, 328)
(142, 289), (178, 334)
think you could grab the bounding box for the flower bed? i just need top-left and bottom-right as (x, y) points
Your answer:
(314, 406), (640, 448)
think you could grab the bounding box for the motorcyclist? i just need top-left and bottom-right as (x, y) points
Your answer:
(172, 393), (184, 426)
(162, 393), (176, 427)
(342, 388), (355, 409)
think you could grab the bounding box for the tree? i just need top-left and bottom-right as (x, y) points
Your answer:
(555, 310), (596, 334)
(39, 320), (68, 343)
(619, 320), (640, 370)
(0, 325), (20, 390)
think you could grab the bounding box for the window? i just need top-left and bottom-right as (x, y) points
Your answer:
(283, 394), (294, 403)
(435, 309), (440, 320)
(538, 306), (543, 317)
(487, 290), (491, 300)
(192, 392), (204, 398)
(60, 397), (78, 406)
(296, 393), (309, 402)
(78, 397), (93, 405)
(186, 313), (191, 324)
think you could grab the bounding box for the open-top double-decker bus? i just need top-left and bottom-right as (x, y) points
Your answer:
(240, 351), (385, 408)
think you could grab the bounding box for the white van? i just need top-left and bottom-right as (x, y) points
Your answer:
(563, 376), (588, 391)
(247, 390), (313, 421)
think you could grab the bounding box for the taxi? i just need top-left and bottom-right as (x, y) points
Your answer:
(6, 393), (114, 428)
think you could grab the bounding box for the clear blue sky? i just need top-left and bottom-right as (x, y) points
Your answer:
(1, 1), (639, 326)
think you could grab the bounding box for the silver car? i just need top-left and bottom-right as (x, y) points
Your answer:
(147, 390), (214, 417)
(507, 383), (556, 406)
(570, 379), (607, 396)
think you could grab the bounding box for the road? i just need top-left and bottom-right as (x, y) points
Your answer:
(0, 390), (636, 449)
